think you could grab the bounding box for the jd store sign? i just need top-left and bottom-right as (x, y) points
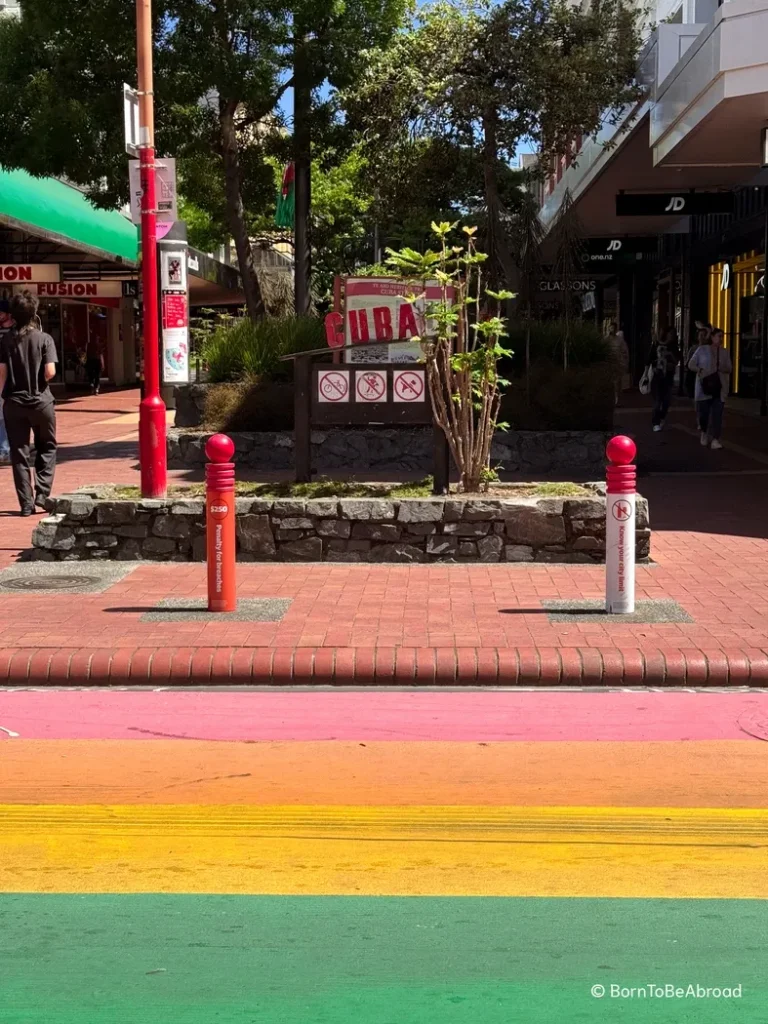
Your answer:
(581, 237), (658, 266)
(616, 193), (735, 217)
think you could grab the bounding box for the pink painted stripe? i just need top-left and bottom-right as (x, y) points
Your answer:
(1, 690), (768, 741)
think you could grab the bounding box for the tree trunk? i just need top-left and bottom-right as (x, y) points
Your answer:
(219, 100), (265, 321)
(481, 108), (516, 291)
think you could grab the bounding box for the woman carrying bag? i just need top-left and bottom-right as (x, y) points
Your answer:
(688, 328), (732, 449)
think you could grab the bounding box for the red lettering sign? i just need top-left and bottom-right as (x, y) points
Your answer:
(372, 305), (393, 341)
(398, 303), (418, 338)
(324, 311), (344, 349)
(349, 308), (370, 344)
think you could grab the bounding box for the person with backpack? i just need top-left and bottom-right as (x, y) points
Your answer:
(688, 327), (732, 449)
(0, 290), (58, 514)
(646, 328), (680, 431)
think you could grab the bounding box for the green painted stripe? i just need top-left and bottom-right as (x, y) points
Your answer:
(0, 896), (765, 1023)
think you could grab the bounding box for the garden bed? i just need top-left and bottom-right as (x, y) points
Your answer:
(31, 487), (650, 565)
(168, 428), (611, 478)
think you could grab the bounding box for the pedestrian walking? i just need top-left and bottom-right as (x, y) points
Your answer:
(85, 344), (104, 395)
(0, 290), (58, 515)
(688, 326), (731, 450)
(607, 323), (630, 406)
(647, 328), (679, 431)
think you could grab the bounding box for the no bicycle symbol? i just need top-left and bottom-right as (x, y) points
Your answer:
(318, 369), (350, 403)
(393, 369), (425, 403)
(612, 499), (633, 522)
(355, 370), (386, 403)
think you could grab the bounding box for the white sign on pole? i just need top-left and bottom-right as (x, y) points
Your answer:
(605, 494), (636, 614)
(128, 158), (178, 226)
(123, 84), (140, 158)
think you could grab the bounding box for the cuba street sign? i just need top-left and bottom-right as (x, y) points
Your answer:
(616, 193), (734, 217)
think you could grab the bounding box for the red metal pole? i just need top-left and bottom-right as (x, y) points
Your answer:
(136, 0), (167, 498)
(205, 434), (237, 613)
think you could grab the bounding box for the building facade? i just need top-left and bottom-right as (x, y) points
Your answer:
(538, 0), (768, 395)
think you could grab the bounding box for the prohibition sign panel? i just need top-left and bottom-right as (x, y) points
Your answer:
(355, 370), (387, 403)
(611, 499), (633, 522)
(393, 369), (425, 403)
(318, 369), (350, 403)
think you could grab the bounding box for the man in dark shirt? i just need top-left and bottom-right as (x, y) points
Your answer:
(0, 290), (58, 515)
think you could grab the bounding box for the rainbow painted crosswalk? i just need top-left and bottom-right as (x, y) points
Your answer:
(0, 689), (766, 1022)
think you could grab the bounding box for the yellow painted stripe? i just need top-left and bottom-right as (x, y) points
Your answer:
(2, 805), (767, 897)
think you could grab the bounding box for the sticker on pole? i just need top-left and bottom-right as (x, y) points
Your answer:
(393, 369), (425, 403)
(318, 369), (350, 403)
(611, 499), (633, 522)
(355, 370), (387, 403)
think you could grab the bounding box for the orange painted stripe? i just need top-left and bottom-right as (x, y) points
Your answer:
(2, 740), (767, 807)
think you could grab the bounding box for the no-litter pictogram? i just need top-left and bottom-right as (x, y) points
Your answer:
(355, 370), (387, 403)
(393, 369), (425, 403)
(318, 369), (350, 403)
(612, 499), (632, 522)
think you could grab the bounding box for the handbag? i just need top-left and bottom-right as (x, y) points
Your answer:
(701, 350), (721, 398)
(639, 364), (654, 396)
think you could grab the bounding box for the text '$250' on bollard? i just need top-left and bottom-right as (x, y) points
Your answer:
(605, 435), (637, 615)
(205, 434), (237, 613)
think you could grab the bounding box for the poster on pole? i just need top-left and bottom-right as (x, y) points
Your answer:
(160, 248), (189, 385)
(342, 278), (455, 364)
(129, 158), (178, 226)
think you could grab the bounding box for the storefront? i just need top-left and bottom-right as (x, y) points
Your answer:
(707, 251), (765, 395)
(0, 267), (136, 390)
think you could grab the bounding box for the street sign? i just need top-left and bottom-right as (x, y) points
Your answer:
(318, 369), (350, 403)
(393, 369), (426, 403)
(129, 158), (178, 225)
(123, 84), (140, 158)
(616, 192), (734, 217)
(355, 370), (387, 403)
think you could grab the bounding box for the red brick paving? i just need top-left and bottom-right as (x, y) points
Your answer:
(2, 389), (768, 685)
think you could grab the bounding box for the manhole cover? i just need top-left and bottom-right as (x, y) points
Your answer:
(2, 575), (102, 591)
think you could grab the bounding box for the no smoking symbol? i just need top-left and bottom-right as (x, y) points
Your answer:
(612, 500), (632, 522)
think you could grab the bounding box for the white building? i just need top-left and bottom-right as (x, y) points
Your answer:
(538, 0), (768, 393)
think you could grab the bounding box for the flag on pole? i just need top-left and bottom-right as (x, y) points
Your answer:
(275, 163), (295, 229)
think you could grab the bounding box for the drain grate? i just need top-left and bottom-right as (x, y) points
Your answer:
(1, 575), (102, 592)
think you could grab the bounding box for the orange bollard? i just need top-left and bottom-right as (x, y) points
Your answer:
(205, 433), (237, 613)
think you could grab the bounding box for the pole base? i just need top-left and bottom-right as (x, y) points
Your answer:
(139, 392), (168, 499)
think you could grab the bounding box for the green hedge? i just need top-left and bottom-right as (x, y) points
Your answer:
(203, 316), (324, 384)
(505, 320), (609, 370)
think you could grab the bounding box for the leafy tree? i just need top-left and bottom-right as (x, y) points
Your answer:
(0, 0), (406, 320)
(550, 187), (586, 369)
(345, 0), (641, 289)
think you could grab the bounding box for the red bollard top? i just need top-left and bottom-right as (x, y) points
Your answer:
(206, 433), (235, 464)
(606, 435), (637, 466)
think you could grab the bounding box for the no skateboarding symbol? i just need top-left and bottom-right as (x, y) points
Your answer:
(355, 370), (386, 403)
(318, 369), (350, 403)
(612, 499), (633, 522)
(393, 369), (425, 403)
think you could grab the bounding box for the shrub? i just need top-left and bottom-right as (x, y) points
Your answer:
(500, 361), (615, 430)
(505, 320), (609, 370)
(202, 381), (295, 431)
(203, 316), (325, 383)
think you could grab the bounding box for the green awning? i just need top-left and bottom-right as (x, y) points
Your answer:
(0, 168), (138, 264)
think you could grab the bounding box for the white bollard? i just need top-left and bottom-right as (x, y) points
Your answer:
(605, 435), (637, 614)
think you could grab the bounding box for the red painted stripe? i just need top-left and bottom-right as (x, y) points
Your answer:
(1, 690), (767, 741)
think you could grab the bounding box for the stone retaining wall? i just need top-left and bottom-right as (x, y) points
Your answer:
(168, 428), (610, 477)
(32, 492), (651, 564)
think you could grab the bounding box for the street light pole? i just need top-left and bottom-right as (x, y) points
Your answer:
(136, 0), (167, 496)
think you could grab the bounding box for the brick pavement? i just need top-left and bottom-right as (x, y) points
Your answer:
(3, 389), (768, 685)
